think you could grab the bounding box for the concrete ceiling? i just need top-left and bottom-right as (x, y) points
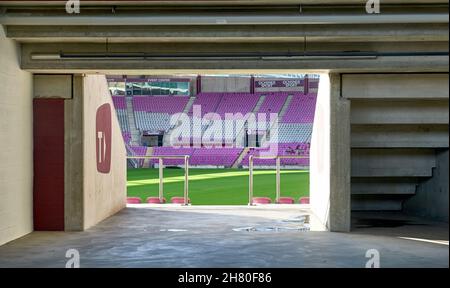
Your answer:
(0, 0), (447, 73)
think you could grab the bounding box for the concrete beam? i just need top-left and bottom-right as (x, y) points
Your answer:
(351, 197), (403, 211)
(20, 41), (449, 72)
(6, 23), (449, 43)
(34, 74), (72, 99)
(342, 73), (449, 99)
(64, 75), (83, 231)
(351, 177), (418, 195)
(351, 124), (449, 148)
(1, 13), (448, 26)
(351, 148), (436, 177)
(351, 100), (449, 124)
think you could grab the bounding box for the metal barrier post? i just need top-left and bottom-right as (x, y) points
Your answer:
(246, 155), (308, 204)
(158, 157), (164, 202)
(248, 155), (254, 205)
(276, 156), (281, 203)
(184, 155), (190, 205)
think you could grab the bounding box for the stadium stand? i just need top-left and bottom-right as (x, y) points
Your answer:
(152, 147), (195, 166)
(281, 93), (317, 123)
(111, 77), (317, 168)
(189, 92), (223, 117)
(241, 143), (310, 166)
(133, 96), (189, 132)
(257, 92), (289, 119)
(190, 147), (243, 167)
(112, 96), (131, 143)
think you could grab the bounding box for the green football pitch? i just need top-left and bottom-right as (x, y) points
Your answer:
(127, 168), (309, 205)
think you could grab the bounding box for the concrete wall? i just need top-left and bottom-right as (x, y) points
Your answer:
(201, 75), (250, 93)
(34, 75), (72, 99)
(0, 25), (33, 245)
(404, 149), (449, 222)
(83, 75), (126, 229)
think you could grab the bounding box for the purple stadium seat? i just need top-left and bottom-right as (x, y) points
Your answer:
(299, 197), (310, 204)
(251, 197), (272, 204)
(110, 86), (318, 168)
(282, 93), (317, 123)
(171, 197), (190, 204)
(146, 197), (166, 204)
(276, 197), (295, 204)
(127, 197), (142, 204)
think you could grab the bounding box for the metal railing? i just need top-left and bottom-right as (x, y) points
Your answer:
(248, 155), (309, 205)
(128, 154), (308, 206)
(127, 155), (190, 205)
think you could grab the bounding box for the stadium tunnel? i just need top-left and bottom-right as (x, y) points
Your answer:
(0, 0), (449, 248)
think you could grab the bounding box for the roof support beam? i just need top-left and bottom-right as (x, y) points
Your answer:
(1, 13), (448, 26)
(6, 23), (449, 43)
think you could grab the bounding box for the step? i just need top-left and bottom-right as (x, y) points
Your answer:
(351, 148), (436, 177)
(351, 177), (417, 195)
(125, 96), (141, 144)
(342, 74), (449, 100)
(233, 95), (266, 144)
(351, 124), (449, 148)
(259, 95), (293, 144)
(253, 95), (266, 114)
(278, 94), (294, 121)
(142, 147), (154, 168)
(351, 99), (449, 125)
(232, 147), (250, 168)
(351, 197), (404, 211)
(183, 96), (197, 114)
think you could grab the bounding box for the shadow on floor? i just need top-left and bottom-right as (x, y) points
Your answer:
(352, 211), (449, 242)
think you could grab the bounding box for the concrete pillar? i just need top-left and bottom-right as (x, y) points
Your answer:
(310, 73), (351, 232)
(329, 74), (351, 231)
(64, 75), (83, 231)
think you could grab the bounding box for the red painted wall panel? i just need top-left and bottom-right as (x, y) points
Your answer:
(33, 99), (65, 231)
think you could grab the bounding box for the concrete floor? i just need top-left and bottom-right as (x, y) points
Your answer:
(0, 205), (448, 268)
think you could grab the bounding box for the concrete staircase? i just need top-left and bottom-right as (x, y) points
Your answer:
(253, 95), (267, 114)
(142, 147), (154, 168)
(278, 94), (294, 122)
(232, 147), (251, 168)
(235, 95), (266, 147)
(349, 99), (448, 211)
(260, 94), (293, 147)
(125, 97), (140, 145)
(125, 142), (139, 168)
(183, 96), (196, 114)
(351, 148), (436, 210)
